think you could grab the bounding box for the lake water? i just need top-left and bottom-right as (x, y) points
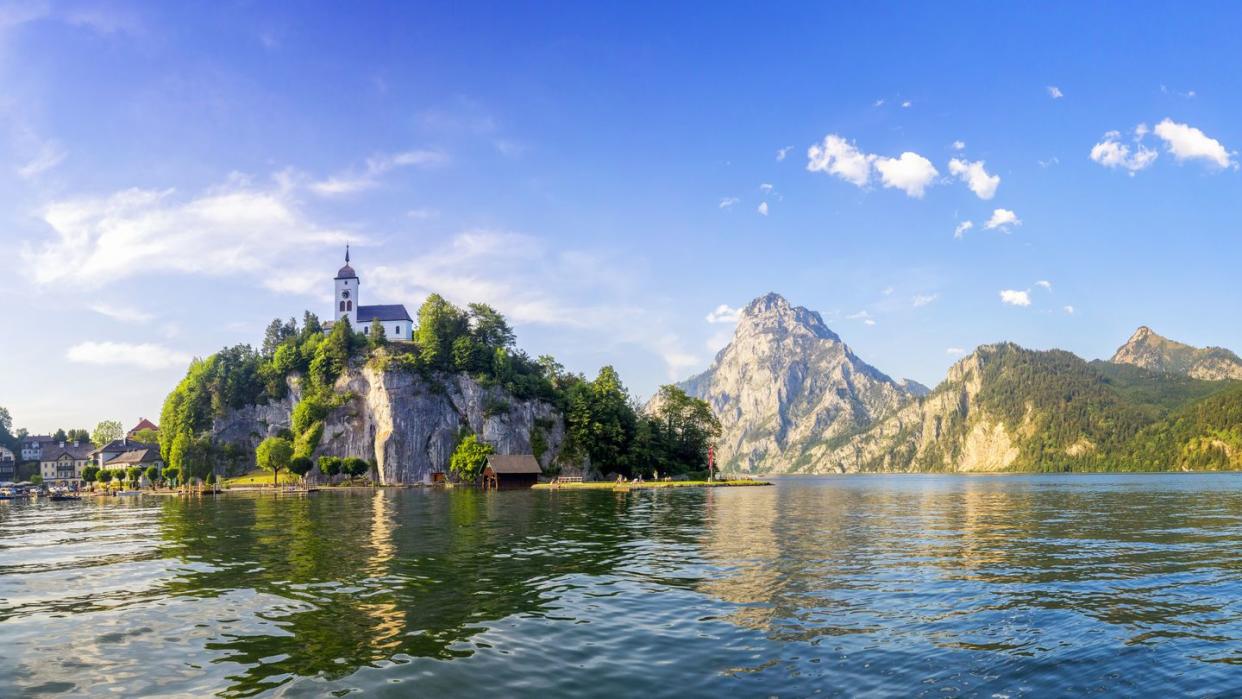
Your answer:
(1, 474), (1240, 697)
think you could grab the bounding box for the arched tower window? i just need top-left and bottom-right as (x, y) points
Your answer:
(339, 301), (346, 312)
(347, 301), (353, 311)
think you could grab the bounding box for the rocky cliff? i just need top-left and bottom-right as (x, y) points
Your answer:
(677, 293), (926, 473)
(211, 365), (568, 484)
(1111, 326), (1242, 381)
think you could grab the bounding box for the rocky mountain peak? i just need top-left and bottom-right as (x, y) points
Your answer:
(737, 292), (840, 342)
(1112, 326), (1242, 381)
(677, 292), (921, 473)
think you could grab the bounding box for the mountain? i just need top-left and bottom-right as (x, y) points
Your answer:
(810, 343), (1238, 473)
(676, 293), (926, 473)
(1111, 326), (1242, 381)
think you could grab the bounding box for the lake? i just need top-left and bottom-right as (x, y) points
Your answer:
(1, 474), (1240, 697)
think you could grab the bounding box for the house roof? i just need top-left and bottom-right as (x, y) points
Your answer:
(104, 447), (163, 467)
(358, 304), (413, 323)
(485, 454), (542, 475)
(42, 442), (93, 461)
(128, 418), (158, 434)
(91, 439), (156, 457)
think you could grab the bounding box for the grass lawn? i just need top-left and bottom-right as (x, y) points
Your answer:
(223, 470), (303, 487)
(532, 479), (770, 490)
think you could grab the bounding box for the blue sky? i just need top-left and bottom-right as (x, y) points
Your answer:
(3, 2), (1242, 432)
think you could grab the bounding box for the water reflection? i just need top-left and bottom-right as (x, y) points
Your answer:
(1, 475), (1240, 697)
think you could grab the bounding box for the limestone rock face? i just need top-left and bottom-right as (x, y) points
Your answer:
(1111, 326), (1242, 381)
(212, 367), (567, 483)
(677, 293), (924, 473)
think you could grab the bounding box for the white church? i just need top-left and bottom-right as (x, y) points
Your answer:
(329, 247), (414, 340)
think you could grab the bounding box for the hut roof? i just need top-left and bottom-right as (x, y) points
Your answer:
(485, 454), (542, 474)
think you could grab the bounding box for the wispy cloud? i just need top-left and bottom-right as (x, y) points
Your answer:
(946, 347), (966, 355)
(17, 140), (68, 179)
(757, 201), (769, 216)
(718, 197), (739, 209)
(776, 146), (793, 161)
(954, 220), (974, 238)
(705, 304), (741, 324)
(1047, 85), (1064, 99)
(1090, 126), (1158, 174)
(1035, 280), (1052, 290)
(24, 172), (352, 289)
(310, 149), (448, 196)
(66, 341), (192, 370)
(912, 293), (939, 308)
(89, 303), (154, 324)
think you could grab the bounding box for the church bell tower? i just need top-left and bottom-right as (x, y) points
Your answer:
(334, 245), (359, 328)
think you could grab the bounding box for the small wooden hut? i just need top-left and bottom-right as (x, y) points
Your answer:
(481, 455), (542, 490)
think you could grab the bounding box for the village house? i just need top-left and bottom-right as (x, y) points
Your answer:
(323, 247), (414, 341)
(39, 441), (92, 488)
(20, 435), (52, 462)
(102, 447), (164, 483)
(126, 418), (158, 440)
(0, 446), (15, 483)
(91, 437), (157, 469)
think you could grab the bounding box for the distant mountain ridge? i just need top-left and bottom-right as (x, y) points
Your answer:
(676, 293), (926, 473)
(676, 294), (1242, 474)
(1111, 326), (1242, 381)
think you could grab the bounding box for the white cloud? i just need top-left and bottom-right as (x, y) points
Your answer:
(705, 304), (741, 324)
(718, 197), (739, 209)
(1047, 86), (1064, 99)
(946, 347), (965, 355)
(89, 303), (154, 324)
(846, 310), (872, 320)
(759, 183), (774, 194)
(66, 341), (192, 370)
(1064, 305), (1075, 314)
(948, 158), (1000, 199)
(881, 286), (894, 296)
(17, 140), (68, 179)
(952, 140), (966, 151)
(873, 152), (939, 198)
(954, 220), (974, 238)
(1035, 280), (1052, 290)
(912, 293), (938, 308)
(873, 99), (885, 107)
(757, 201), (769, 216)
(999, 289), (1032, 307)
(24, 173), (352, 289)
(1090, 128), (1158, 174)
(901, 100), (912, 108)
(1153, 118), (1235, 168)
(984, 208), (1021, 230)
(1038, 156), (1060, 168)
(807, 134), (874, 187)
(310, 149), (448, 195)
(776, 146), (793, 161)
(863, 318), (877, 326)
(407, 207), (439, 220)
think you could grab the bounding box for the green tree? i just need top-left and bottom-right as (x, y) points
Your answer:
(566, 366), (637, 475)
(416, 294), (468, 368)
(91, 420), (124, 448)
(368, 318), (387, 349)
(131, 428), (160, 445)
(144, 465), (160, 487)
(256, 436), (294, 486)
(162, 466), (180, 487)
(98, 470), (113, 486)
(467, 303), (515, 349)
(343, 457), (370, 484)
(310, 317), (357, 390)
(449, 434), (493, 484)
(52, 428), (68, 443)
(29, 474), (42, 486)
(318, 456), (342, 482)
(127, 466), (142, 485)
(289, 456), (314, 482)
(82, 465), (100, 487)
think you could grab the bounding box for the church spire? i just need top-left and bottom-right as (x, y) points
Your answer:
(345, 244), (350, 264)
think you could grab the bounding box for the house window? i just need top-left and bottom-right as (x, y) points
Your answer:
(394, 326), (400, 335)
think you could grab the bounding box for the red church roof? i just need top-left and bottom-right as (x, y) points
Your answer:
(128, 418), (158, 435)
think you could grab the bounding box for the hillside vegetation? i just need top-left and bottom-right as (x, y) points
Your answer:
(159, 296), (719, 481)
